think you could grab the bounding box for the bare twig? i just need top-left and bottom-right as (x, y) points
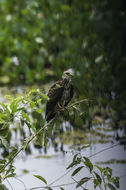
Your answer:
(6, 179), (14, 190)
(89, 143), (120, 158)
(14, 177), (27, 190)
(0, 118), (54, 173)
(29, 182), (76, 190)
(48, 168), (73, 187)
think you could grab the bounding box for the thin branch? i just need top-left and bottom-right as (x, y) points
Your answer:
(0, 118), (54, 173)
(71, 177), (84, 189)
(89, 143), (120, 158)
(0, 99), (121, 190)
(48, 168), (73, 186)
(48, 143), (120, 187)
(14, 177), (27, 190)
(29, 182), (76, 190)
(6, 179), (14, 190)
(119, 174), (126, 179)
(51, 182), (76, 188)
(0, 99), (86, 173)
(68, 99), (89, 108)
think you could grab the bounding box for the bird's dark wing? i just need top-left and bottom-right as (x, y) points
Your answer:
(64, 84), (74, 106)
(45, 80), (64, 121)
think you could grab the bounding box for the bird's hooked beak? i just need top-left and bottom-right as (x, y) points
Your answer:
(62, 69), (74, 78)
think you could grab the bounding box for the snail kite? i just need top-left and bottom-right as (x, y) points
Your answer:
(45, 70), (74, 121)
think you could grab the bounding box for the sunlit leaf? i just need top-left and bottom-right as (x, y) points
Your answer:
(41, 93), (49, 101)
(0, 103), (10, 114)
(0, 136), (8, 148)
(22, 112), (30, 122)
(56, 84), (61, 88)
(37, 99), (42, 104)
(95, 55), (103, 63)
(36, 108), (42, 114)
(30, 101), (36, 108)
(5, 95), (12, 100)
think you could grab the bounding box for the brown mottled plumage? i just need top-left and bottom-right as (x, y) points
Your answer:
(45, 70), (74, 121)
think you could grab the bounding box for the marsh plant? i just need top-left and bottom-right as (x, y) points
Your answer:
(0, 89), (119, 190)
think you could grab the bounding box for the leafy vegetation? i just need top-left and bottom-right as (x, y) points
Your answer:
(0, 90), (120, 189)
(0, 0), (125, 189)
(0, 0), (125, 132)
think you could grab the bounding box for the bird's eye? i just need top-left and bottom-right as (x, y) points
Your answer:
(66, 72), (70, 75)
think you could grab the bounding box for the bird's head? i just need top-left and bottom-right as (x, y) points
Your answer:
(62, 69), (74, 80)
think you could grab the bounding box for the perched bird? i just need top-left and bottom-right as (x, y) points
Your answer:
(45, 69), (74, 121)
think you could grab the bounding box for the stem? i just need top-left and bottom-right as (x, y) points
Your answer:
(0, 118), (54, 173)
(6, 179), (14, 190)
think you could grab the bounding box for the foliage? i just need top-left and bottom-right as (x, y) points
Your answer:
(0, 89), (48, 184)
(32, 146), (120, 190)
(0, 90), (120, 189)
(0, 0), (125, 133)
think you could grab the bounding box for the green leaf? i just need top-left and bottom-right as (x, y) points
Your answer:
(44, 137), (49, 147)
(0, 136), (8, 148)
(5, 95), (12, 100)
(73, 153), (79, 162)
(8, 149), (18, 161)
(41, 93), (49, 101)
(95, 165), (103, 173)
(72, 166), (84, 176)
(6, 165), (15, 175)
(61, 5), (71, 12)
(0, 103), (10, 114)
(83, 157), (93, 172)
(22, 112), (30, 122)
(37, 99), (42, 104)
(23, 120), (31, 128)
(67, 159), (81, 170)
(33, 175), (47, 184)
(95, 55), (103, 63)
(47, 187), (53, 190)
(60, 187), (64, 190)
(0, 184), (9, 190)
(94, 171), (102, 184)
(0, 160), (6, 164)
(80, 144), (90, 150)
(30, 101), (36, 108)
(76, 177), (91, 188)
(5, 174), (16, 179)
(93, 179), (99, 189)
(107, 183), (116, 190)
(111, 177), (120, 188)
(56, 84), (61, 88)
(36, 108), (42, 114)
(31, 124), (36, 133)
(27, 89), (39, 97)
